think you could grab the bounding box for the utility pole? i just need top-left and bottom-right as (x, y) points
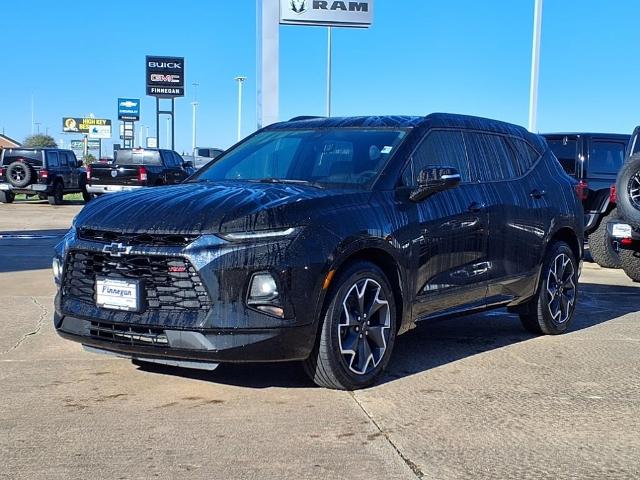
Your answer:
(235, 76), (247, 142)
(191, 82), (199, 154)
(31, 95), (34, 135)
(528, 0), (543, 132)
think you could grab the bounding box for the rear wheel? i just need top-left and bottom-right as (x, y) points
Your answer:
(619, 249), (640, 282)
(0, 191), (15, 203)
(303, 261), (397, 390)
(588, 209), (620, 268)
(48, 182), (64, 205)
(519, 241), (578, 335)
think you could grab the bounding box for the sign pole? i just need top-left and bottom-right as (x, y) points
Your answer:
(326, 26), (332, 117)
(528, 0), (543, 132)
(156, 97), (160, 149)
(257, 0), (280, 128)
(171, 98), (175, 150)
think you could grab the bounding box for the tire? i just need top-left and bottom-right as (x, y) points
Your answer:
(519, 241), (579, 335)
(0, 191), (15, 203)
(47, 182), (64, 205)
(303, 261), (397, 390)
(588, 209), (621, 268)
(616, 154), (640, 228)
(6, 162), (33, 188)
(619, 249), (640, 282)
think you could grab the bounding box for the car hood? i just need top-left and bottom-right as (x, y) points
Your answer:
(74, 181), (368, 234)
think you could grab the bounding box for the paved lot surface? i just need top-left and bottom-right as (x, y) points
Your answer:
(1, 202), (639, 479)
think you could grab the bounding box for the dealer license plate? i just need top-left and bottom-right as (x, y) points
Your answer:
(96, 278), (141, 312)
(611, 223), (633, 239)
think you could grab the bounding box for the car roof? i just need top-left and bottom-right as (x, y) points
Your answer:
(542, 132), (630, 139)
(268, 112), (545, 151)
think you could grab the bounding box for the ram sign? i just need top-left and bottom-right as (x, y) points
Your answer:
(280, 0), (373, 27)
(146, 56), (185, 97)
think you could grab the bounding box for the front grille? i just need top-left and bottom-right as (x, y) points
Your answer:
(78, 228), (199, 247)
(90, 321), (168, 346)
(63, 251), (211, 311)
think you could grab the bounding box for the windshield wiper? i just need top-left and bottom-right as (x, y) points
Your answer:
(255, 178), (325, 189)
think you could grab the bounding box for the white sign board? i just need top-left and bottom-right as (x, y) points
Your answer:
(88, 125), (112, 139)
(280, 0), (373, 27)
(146, 137), (158, 148)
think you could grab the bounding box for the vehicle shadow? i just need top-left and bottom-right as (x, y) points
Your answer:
(135, 281), (639, 389)
(0, 229), (69, 273)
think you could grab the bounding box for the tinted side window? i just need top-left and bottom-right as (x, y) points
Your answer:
(589, 141), (625, 176)
(509, 138), (540, 176)
(403, 130), (470, 186)
(47, 151), (59, 168)
(161, 151), (176, 167)
(464, 132), (517, 182)
(173, 152), (185, 166)
(546, 138), (577, 174)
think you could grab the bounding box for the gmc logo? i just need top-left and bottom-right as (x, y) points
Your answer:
(150, 74), (181, 83)
(148, 61), (182, 69)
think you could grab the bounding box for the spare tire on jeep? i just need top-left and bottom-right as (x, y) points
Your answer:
(6, 161), (34, 188)
(617, 153), (640, 228)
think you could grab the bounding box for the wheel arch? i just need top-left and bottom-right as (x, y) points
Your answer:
(549, 226), (582, 263)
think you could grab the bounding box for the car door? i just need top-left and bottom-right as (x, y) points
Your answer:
(464, 131), (547, 302)
(65, 152), (80, 190)
(47, 151), (67, 187)
(404, 129), (490, 319)
(172, 152), (189, 181)
(160, 151), (179, 184)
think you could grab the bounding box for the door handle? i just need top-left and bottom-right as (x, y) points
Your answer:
(468, 202), (486, 213)
(529, 189), (546, 199)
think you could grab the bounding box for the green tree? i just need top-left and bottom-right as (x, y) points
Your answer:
(23, 134), (57, 148)
(84, 153), (97, 164)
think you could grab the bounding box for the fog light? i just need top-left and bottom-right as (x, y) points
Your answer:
(256, 305), (285, 317)
(52, 257), (62, 283)
(249, 273), (279, 302)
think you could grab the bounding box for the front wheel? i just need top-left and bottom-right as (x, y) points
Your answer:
(303, 261), (397, 390)
(520, 241), (579, 335)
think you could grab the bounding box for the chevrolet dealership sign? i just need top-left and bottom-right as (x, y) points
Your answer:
(280, 0), (373, 28)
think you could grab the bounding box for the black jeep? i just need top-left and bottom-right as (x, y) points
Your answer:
(608, 127), (640, 281)
(543, 133), (629, 268)
(0, 148), (90, 205)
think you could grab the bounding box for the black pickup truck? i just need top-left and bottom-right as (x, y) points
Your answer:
(86, 148), (194, 196)
(543, 133), (629, 268)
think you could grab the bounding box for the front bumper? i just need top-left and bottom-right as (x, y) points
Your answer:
(55, 313), (316, 363)
(86, 184), (143, 194)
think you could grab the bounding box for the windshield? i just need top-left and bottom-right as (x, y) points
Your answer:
(191, 128), (407, 187)
(115, 150), (162, 165)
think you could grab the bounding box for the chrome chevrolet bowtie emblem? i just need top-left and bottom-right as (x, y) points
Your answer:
(102, 242), (131, 257)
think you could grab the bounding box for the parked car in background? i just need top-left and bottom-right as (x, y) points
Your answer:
(86, 148), (194, 196)
(0, 147), (89, 205)
(54, 114), (583, 390)
(608, 126), (640, 281)
(543, 133), (629, 268)
(192, 147), (224, 170)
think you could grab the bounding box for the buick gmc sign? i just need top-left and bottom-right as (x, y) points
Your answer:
(280, 0), (373, 27)
(146, 56), (185, 98)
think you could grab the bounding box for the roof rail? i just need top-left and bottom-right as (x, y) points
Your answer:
(288, 116), (325, 122)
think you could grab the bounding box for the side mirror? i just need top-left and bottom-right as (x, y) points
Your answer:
(77, 160), (84, 167)
(409, 166), (461, 202)
(183, 161), (194, 169)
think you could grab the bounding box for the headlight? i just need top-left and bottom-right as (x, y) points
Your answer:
(247, 272), (283, 317)
(218, 227), (300, 242)
(52, 257), (63, 284)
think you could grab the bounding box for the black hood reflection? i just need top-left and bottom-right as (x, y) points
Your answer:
(74, 181), (365, 235)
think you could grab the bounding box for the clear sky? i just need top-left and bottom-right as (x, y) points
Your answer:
(1, 0), (638, 155)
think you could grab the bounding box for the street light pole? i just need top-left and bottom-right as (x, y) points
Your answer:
(326, 27), (332, 117)
(235, 76), (247, 142)
(191, 82), (199, 154)
(528, 0), (543, 132)
(166, 117), (171, 149)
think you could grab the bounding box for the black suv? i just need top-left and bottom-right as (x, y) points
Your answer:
(0, 148), (89, 205)
(608, 126), (640, 281)
(53, 114), (583, 390)
(543, 133), (629, 268)
(85, 148), (194, 196)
